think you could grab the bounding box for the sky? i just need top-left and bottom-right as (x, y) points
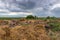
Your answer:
(0, 0), (60, 17)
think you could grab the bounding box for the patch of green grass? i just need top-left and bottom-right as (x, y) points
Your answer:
(48, 22), (60, 32)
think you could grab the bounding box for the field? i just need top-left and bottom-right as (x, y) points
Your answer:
(0, 16), (60, 40)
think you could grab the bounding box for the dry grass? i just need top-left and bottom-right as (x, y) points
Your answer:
(0, 19), (60, 40)
(0, 24), (50, 40)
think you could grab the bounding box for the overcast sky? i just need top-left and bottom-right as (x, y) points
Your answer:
(0, 0), (60, 17)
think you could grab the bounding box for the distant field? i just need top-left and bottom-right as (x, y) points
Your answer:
(0, 17), (24, 20)
(0, 15), (59, 20)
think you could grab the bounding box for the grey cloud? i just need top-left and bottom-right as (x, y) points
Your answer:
(51, 7), (60, 17)
(0, 0), (56, 11)
(16, 0), (36, 9)
(0, 0), (60, 17)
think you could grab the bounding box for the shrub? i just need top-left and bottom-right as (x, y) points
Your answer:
(48, 22), (60, 32)
(45, 16), (56, 20)
(26, 15), (35, 19)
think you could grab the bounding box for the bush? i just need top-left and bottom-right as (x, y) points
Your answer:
(46, 16), (56, 20)
(48, 22), (60, 32)
(26, 15), (35, 19)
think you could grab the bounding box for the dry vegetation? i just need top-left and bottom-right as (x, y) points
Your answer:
(0, 18), (60, 40)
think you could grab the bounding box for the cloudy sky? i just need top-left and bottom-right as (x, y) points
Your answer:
(0, 0), (60, 17)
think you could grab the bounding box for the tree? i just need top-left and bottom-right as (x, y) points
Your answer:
(46, 16), (51, 19)
(34, 16), (38, 19)
(26, 15), (35, 19)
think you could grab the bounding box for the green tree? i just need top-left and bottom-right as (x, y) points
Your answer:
(26, 15), (35, 19)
